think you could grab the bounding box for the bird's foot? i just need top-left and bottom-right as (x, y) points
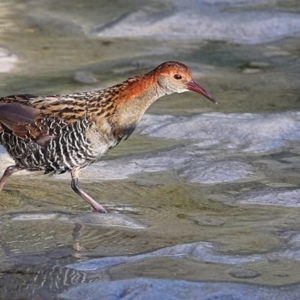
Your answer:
(93, 207), (107, 214)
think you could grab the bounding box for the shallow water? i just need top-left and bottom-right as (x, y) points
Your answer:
(0, 0), (300, 299)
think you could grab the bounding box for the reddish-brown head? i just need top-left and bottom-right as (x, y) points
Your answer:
(153, 61), (217, 104)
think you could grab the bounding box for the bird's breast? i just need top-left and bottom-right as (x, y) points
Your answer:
(85, 120), (119, 160)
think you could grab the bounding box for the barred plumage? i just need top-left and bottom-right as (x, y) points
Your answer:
(0, 61), (217, 213)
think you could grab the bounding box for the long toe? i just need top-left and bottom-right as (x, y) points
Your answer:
(94, 207), (107, 214)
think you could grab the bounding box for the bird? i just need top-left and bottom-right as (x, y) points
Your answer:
(0, 61), (217, 213)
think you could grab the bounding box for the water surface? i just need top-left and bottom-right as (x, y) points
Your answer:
(0, 0), (300, 299)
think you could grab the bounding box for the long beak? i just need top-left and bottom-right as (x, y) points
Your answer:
(186, 79), (217, 104)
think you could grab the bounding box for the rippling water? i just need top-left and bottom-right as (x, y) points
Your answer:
(0, 0), (299, 299)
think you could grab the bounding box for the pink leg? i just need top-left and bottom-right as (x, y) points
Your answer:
(71, 178), (107, 213)
(0, 165), (23, 191)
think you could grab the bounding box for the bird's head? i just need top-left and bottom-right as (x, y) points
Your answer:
(154, 61), (217, 104)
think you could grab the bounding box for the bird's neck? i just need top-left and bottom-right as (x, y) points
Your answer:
(86, 71), (167, 142)
(112, 72), (166, 134)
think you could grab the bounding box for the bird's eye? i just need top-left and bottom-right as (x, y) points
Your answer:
(174, 74), (182, 80)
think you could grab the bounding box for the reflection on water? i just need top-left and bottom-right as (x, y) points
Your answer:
(0, 0), (299, 299)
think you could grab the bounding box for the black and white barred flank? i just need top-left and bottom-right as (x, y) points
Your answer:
(0, 118), (97, 175)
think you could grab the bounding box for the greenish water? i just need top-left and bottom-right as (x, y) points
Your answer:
(0, 0), (300, 299)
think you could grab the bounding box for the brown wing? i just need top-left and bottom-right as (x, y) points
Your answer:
(0, 95), (51, 146)
(0, 102), (40, 133)
(0, 93), (88, 147)
(0, 98), (52, 147)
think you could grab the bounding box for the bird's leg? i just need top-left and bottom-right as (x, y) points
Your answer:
(71, 176), (107, 214)
(0, 165), (23, 191)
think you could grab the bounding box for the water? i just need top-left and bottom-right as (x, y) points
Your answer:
(0, 0), (299, 299)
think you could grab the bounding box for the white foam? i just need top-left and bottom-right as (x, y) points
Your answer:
(75, 149), (255, 184)
(78, 150), (190, 180)
(0, 47), (18, 73)
(180, 160), (255, 184)
(91, 6), (300, 44)
(138, 112), (300, 153)
(239, 189), (300, 207)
